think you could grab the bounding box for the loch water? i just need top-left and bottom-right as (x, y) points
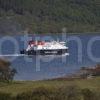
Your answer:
(0, 34), (100, 80)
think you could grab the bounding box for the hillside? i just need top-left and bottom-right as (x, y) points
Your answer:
(0, 0), (100, 34)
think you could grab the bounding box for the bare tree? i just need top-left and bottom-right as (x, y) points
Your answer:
(0, 59), (17, 82)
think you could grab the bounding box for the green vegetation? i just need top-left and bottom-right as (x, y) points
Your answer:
(0, 77), (100, 99)
(0, 0), (100, 34)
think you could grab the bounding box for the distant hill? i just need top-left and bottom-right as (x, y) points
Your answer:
(0, 0), (100, 34)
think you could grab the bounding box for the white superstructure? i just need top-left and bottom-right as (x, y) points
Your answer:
(26, 41), (68, 51)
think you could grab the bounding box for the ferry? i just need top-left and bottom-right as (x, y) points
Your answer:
(20, 40), (69, 55)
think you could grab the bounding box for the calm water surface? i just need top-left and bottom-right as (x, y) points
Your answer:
(0, 34), (100, 80)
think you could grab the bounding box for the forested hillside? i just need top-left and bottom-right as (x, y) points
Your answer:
(0, 0), (100, 34)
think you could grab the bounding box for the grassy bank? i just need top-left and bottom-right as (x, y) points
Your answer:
(0, 77), (100, 96)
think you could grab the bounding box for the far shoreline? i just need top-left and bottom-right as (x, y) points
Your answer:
(0, 31), (100, 37)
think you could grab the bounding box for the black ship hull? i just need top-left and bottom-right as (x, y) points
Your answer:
(20, 49), (68, 55)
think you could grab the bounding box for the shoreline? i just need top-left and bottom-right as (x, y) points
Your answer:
(0, 31), (100, 37)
